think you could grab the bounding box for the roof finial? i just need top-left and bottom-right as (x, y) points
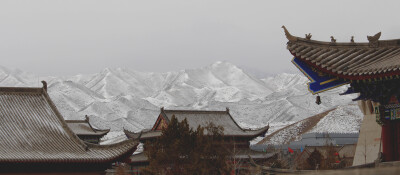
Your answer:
(282, 25), (297, 42)
(330, 36), (336, 43)
(305, 33), (312, 40)
(161, 107), (164, 112)
(368, 32), (381, 47)
(350, 36), (354, 43)
(226, 107), (230, 113)
(41, 80), (47, 92)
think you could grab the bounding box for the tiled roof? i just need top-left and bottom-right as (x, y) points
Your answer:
(0, 86), (138, 164)
(66, 118), (110, 136)
(130, 152), (148, 163)
(283, 26), (400, 80)
(125, 109), (269, 140)
(124, 130), (162, 140)
(160, 109), (269, 137)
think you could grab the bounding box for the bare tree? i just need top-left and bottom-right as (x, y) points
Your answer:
(230, 136), (244, 175)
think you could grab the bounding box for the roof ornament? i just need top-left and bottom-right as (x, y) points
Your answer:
(351, 36), (355, 43)
(161, 107), (164, 112)
(226, 107), (230, 113)
(367, 32), (381, 47)
(330, 36), (336, 43)
(305, 33), (312, 40)
(282, 25), (297, 42)
(41, 80), (47, 92)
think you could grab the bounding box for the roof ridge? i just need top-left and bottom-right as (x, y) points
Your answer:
(65, 120), (87, 123)
(87, 139), (138, 149)
(0, 87), (43, 93)
(282, 26), (400, 47)
(289, 38), (400, 48)
(41, 86), (89, 150)
(163, 109), (228, 113)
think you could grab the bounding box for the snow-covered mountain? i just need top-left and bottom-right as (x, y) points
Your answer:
(0, 62), (359, 138)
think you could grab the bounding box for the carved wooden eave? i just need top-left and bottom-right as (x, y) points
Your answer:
(282, 26), (400, 80)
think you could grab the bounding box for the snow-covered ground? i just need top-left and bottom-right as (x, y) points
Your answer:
(0, 62), (361, 143)
(259, 105), (364, 145)
(307, 104), (363, 134)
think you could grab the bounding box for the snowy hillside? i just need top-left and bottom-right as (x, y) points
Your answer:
(257, 104), (363, 145)
(0, 62), (360, 142)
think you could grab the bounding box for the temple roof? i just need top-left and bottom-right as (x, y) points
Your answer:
(161, 109), (269, 137)
(0, 85), (138, 164)
(283, 26), (400, 80)
(66, 117), (110, 137)
(124, 129), (162, 140)
(125, 108), (269, 139)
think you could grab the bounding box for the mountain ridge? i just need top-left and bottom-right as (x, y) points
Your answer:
(0, 62), (361, 142)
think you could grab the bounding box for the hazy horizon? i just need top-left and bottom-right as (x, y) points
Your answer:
(1, 0), (399, 76)
(0, 60), (302, 80)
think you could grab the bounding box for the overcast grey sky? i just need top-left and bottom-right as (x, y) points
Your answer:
(1, 0), (399, 76)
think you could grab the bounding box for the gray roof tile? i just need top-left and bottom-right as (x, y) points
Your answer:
(284, 31), (400, 80)
(0, 87), (138, 163)
(66, 119), (109, 136)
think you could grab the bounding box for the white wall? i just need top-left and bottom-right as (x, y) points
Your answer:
(353, 100), (382, 166)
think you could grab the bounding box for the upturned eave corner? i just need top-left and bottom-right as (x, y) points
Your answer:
(282, 25), (298, 43)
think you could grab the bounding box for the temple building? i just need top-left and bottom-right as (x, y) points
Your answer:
(66, 116), (110, 144)
(282, 26), (400, 165)
(0, 82), (138, 173)
(125, 108), (270, 173)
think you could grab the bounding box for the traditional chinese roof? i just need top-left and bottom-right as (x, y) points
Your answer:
(125, 108), (269, 139)
(124, 129), (162, 140)
(283, 26), (400, 80)
(130, 152), (149, 163)
(0, 84), (138, 165)
(66, 116), (110, 137)
(161, 108), (269, 137)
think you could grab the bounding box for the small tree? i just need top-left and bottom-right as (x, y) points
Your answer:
(324, 143), (337, 169)
(143, 116), (230, 175)
(307, 148), (322, 170)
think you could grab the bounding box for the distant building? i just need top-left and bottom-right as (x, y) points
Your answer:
(295, 144), (356, 169)
(288, 133), (359, 148)
(124, 108), (271, 173)
(252, 133), (359, 153)
(0, 82), (138, 173)
(66, 116), (110, 144)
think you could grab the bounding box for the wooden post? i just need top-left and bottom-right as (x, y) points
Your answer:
(382, 121), (394, 161)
